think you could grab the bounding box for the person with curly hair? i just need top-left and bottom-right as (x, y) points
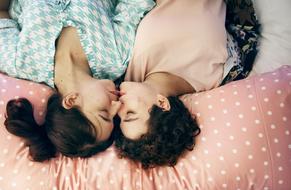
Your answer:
(114, 0), (228, 168)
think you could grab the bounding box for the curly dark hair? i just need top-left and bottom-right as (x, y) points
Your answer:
(114, 96), (200, 169)
(4, 93), (114, 162)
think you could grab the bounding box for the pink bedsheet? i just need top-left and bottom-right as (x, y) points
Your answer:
(0, 66), (290, 190)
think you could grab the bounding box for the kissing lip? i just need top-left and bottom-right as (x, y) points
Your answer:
(108, 91), (118, 101)
(109, 90), (125, 97)
(109, 90), (119, 96)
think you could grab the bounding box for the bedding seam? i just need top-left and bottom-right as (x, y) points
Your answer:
(253, 74), (274, 189)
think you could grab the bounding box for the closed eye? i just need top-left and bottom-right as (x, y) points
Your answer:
(99, 110), (111, 122)
(123, 118), (138, 122)
(99, 114), (111, 122)
(123, 111), (137, 122)
(126, 111), (136, 115)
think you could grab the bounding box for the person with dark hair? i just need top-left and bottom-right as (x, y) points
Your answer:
(115, 0), (226, 168)
(0, 0), (155, 161)
(115, 0), (260, 168)
(115, 95), (200, 168)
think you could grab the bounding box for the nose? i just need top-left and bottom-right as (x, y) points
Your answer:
(109, 91), (119, 101)
(109, 101), (122, 118)
(101, 79), (116, 90)
(119, 81), (132, 92)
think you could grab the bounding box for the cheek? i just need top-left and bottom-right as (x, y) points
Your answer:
(98, 123), (114, 141)
(119, 98), (136, 113)
(126, 97), (141, 110)
(94, 94), (111, 107)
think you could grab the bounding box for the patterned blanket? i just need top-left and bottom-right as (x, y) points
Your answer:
(222, 0), (260, 84)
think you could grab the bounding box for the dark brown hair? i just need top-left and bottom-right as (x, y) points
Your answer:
(4, 93), (114, 162)
(115, 96), (200, 169)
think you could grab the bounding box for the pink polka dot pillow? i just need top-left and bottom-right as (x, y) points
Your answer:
(0, 66), (290, 190)
(177, 65), (291, 190)
(0, 75), (135, 189)
(0, 76), (53, 189)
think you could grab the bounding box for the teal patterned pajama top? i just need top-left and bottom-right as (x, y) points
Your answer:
(0, 0), (155, 88)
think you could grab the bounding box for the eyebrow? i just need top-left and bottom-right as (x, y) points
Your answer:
(123, 118), (138, 122)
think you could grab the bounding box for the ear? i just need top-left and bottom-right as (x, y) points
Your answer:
(62, 93), (79, 110)
(156, 94), (171, 111)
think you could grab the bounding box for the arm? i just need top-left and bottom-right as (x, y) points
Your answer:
(113, 0), (155, 27)
(0, 0), (19, 76)
(0, 0), (11, 18)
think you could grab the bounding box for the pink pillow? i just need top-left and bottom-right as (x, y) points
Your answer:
(0, 77), (53, 189)
(179, 65), (291, 190)
(0, 66), (290, 190)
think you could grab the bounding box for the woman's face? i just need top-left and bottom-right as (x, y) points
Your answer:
(117, 82), (158, 140)
(77, 79), (121, 141)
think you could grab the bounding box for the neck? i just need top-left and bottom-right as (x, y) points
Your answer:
(54, 53), (91, 95)
(144, 73), (195, 97)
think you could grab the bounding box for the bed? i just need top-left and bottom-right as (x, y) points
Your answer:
(1, 0), (291, 189)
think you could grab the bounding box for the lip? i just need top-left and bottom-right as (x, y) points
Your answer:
(109, 90), (125, 97)
(108, 91), (119, 101)
(119, 91), (126, 96)
(109, 90), (119, 96)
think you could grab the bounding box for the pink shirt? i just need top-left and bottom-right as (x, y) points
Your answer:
(125, 0), (227, 92)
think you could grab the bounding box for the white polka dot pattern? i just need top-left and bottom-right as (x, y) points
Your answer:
(0, 74), (52, 189)
(0, 66), (290, 189)
(179, 65), (291, 190)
